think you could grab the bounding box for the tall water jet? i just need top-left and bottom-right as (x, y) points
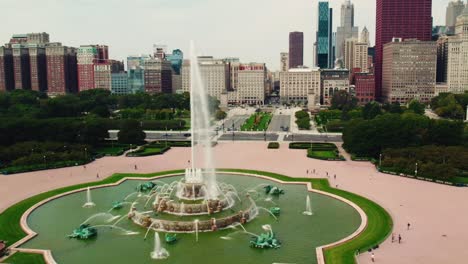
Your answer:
(83, 187), (96, 208)
(189, 41), (218, 199)
(303, 195), (313, 216)
(150, 232), (169, 259)
(194, 219), (199, 242)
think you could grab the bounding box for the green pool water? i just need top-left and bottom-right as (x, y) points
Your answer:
(22, 174), (361, 264)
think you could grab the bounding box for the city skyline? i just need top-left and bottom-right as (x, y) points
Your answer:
(0, 0), (455, 71)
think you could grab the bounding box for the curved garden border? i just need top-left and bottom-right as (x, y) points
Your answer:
(0, 169), (392, 264)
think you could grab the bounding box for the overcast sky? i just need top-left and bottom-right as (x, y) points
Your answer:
(0, 0), (454, 70)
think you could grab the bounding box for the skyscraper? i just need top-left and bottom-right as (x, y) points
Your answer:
(382, 38), (437, 103)
(45, 43), (78, 95)
(280, 52), (289, 71)
(289, 32), (304, 69)
(446, 0), (465, 32)
(12, 44), (31, 90)
(316, 1), (333, 69)
(77, 45), (109, 91)
(375, 0), (432, 100)
(336, 0), (359, 61)
(0, 46), (14, 91)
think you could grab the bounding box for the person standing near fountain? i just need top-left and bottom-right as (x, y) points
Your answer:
(371, 252), (375, 262)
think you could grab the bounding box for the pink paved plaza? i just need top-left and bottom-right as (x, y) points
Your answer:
(1, 142), (467, 264)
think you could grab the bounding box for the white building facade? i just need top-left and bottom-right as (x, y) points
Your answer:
(280, 68), (321, 104)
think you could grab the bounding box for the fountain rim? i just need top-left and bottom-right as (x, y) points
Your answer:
(10, 170), (368, 264)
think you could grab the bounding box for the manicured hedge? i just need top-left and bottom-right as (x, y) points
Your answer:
(289, 142), (313, 149)
(126, 146), (170, 157)
(268, 142), (280, 149)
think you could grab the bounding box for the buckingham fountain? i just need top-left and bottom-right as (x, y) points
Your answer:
(127, 42), (260, 236)
(20, 43), (362, 264)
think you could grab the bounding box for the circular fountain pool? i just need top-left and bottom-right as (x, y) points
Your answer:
(21, 173), (361, 264)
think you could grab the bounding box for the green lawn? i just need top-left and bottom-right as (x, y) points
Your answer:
(126, 146), (170, 157)
(241, 113), (272, 131)
(1, 252), (46, 264)
(309, 150), (337, 159)
(0, 169), (392, 264)
(94, 143), (131, 156)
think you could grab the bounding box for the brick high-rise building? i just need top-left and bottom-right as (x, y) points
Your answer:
(46, 43), (77, 95)
(375, 0), (432, 100)
(12, 44), (31, 90)
(354, 73), (375, 104)
(289, 32), (304, 69)
(144, 58), (173, 94)
(77, 45), (109, 91)
(28, 45), (47, 92)
(0, 46), (14, 91)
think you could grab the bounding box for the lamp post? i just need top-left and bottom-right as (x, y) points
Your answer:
(84, 147), (88, 161)
(165, 126), (168, 148)
(264, 129), (267, 142)
(232, 123), (235, 142)
(379, 154), (382, 167)
(415, 162), (418, 176)
(43, 155), (46, 167)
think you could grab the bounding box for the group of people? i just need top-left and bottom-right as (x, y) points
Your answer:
(371, 223), (411, 262)
(306, 169), (337, 180)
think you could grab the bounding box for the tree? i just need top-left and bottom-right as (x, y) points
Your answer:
(330, 90), (358, 111)
(215, 110), (227, 120)
(117, 119), (146, 144)
(362, 102), (382, 120)
(407, 99), (425, 115)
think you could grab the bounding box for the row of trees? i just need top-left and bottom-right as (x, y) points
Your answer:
(343, 113), (466, 158)
(381, 146), (467, 181)
(431, 93), (468, 120)
(295, 110), (311, 130)
(0, 89), (192, 119)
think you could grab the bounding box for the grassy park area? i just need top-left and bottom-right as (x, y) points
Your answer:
(307, 143), (345, 161)
(241, 113), (272, 131)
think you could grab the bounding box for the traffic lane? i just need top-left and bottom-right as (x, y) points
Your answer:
(267, 115), (291, 132)
(222, 115), (250, 131)
(283, 134), (343, 142)
(218, 133), (279, 141)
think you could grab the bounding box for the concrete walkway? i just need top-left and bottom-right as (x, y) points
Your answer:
(1, 142), (467, 264)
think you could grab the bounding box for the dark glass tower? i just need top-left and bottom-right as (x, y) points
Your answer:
(289, 32), (304, 69)
(316, 1), (333, 69)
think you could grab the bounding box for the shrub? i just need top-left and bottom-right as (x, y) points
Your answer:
(268, 142), (280, 149)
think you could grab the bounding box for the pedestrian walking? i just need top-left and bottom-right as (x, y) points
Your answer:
(371, 252), (375, 262)
(307, 169), (309, 174)
(135, 164), (138, 170)
(334, 174), (336, 179)
(391, 233), (395, 243)
(407, 223), (411, 230)
(96, 173), (99, 179)
(398, 234), (402, 244)
(326, 172), (328, 176)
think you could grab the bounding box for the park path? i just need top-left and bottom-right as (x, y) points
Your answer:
(1, 142), (468, 264)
